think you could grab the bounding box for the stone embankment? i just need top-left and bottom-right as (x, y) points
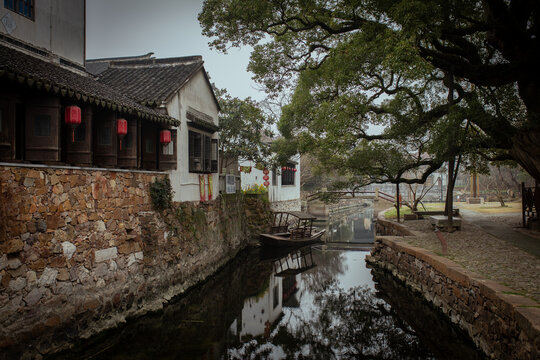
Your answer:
(0, 164), (271, 359)
(368, 221), (540, 360)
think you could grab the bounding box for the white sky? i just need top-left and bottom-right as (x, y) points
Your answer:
(86, 0), (265, 101)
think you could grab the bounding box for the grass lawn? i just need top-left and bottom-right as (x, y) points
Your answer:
(456, 201), (522, 214)
(383, 201), (521, 218)
(384, 203), (444, 219)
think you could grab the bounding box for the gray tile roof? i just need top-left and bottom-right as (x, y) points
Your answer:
(97, 60), (202, 106)
(87, 56), (220, 110)
(0, 44), (179, 126)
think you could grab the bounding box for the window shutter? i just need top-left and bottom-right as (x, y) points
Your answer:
(204, 135), (211, 172)
(189, 131), (202, 172)
(211, 139), (218, 173)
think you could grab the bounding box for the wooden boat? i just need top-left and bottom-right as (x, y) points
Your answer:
(260, 211), (326, 247)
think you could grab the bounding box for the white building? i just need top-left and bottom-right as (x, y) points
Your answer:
(87, 55), (220, 202)
(240, 154), (301, 211)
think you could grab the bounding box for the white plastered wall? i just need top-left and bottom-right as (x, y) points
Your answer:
(167, 69), (219, 202)
(240, 154), (301, 208)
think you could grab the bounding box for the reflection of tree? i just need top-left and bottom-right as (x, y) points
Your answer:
(227, 281), (431, 359)
(300, 251), (346, 294)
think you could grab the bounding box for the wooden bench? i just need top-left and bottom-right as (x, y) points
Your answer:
(415, 209), (459, 219)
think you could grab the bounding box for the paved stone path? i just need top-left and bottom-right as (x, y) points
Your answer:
(401, 216), (540, 303)
(458, 209), (540, 258)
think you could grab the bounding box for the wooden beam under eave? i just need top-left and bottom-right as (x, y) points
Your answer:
(27, 78), (34, 87)
(17, 75), (24, 83)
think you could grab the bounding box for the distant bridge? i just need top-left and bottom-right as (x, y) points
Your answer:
(306, 190), (396, 203)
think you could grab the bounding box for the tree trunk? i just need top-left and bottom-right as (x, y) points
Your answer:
(495, 188), (506, 207)
(446, 157), (455, 232)
(509, 129), (540, 183)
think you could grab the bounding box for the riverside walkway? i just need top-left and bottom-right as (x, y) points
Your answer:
(392, 205), (540, 303)
(458, 208), (540, 258)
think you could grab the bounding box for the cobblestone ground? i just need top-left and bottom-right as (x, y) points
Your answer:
(402, 218), (540, 303)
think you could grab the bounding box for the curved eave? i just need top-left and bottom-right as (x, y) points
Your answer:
(0, 68), (180, 127)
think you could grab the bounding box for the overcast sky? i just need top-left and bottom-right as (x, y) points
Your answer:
(86, 0), (265, 101)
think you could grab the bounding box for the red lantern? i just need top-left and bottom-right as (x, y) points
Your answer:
(264, 181), (270, 187)
(65, 105), (81, 142)
(293, 168), (297, 172)
(282, 166), (286, 171)
(263, 175), (269, 181)
(160, 130), (171, 145)
(117, 118), (128, 150)
(263, 168), (269, 175)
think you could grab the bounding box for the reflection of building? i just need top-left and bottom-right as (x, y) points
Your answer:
(228, 248), (314, 340)
(235, 272), (283, 339)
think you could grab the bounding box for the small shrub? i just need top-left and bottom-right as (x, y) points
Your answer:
(242, 184), (268, 195)
(150, 177), (173, 211)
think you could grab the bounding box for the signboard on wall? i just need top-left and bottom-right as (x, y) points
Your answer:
(226, 174), (236, 194)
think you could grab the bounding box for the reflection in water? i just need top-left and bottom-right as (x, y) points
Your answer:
(49, 248), (484, 360)
(324, 207), (374, 243)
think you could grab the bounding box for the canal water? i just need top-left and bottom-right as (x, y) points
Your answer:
(50, 209), (485, 359)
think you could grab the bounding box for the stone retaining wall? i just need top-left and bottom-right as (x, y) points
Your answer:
(0, 165), (269, 359)
(368, 236), (540, 360)
(270, 198), (301, 212)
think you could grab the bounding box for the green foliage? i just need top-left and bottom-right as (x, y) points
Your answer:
(150, 177), (173, 211)
(216, 88), (274, 170)
(200, 0), (540, 183)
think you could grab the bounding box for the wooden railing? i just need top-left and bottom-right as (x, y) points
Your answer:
(522, 182), (539, 227)
(306, 189), (395, 202)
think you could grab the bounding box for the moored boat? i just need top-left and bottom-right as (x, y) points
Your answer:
(259, 211), (325, 247)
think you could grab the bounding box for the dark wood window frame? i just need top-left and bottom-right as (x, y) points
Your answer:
(281, 164), (296, 186)
(189, 129), (218, 173)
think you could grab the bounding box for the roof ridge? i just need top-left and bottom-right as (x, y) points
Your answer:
(108, 56), (203, 68)
(86, 52), (155, 63)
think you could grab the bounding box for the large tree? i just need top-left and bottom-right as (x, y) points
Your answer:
(199, 0), (540, 181)
(216, 89), (274, 172)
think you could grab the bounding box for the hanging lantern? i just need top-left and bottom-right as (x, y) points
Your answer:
(263, 181), (270, 187)
(282, 166), (286, 171)
(293, 168), (297, 172)
(64, 105), (81, 142)
(263, 168), (269, 175)
(263, 175), (269, 181)
(117, 118), (128, 150)
(160, 129), (171, 145)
